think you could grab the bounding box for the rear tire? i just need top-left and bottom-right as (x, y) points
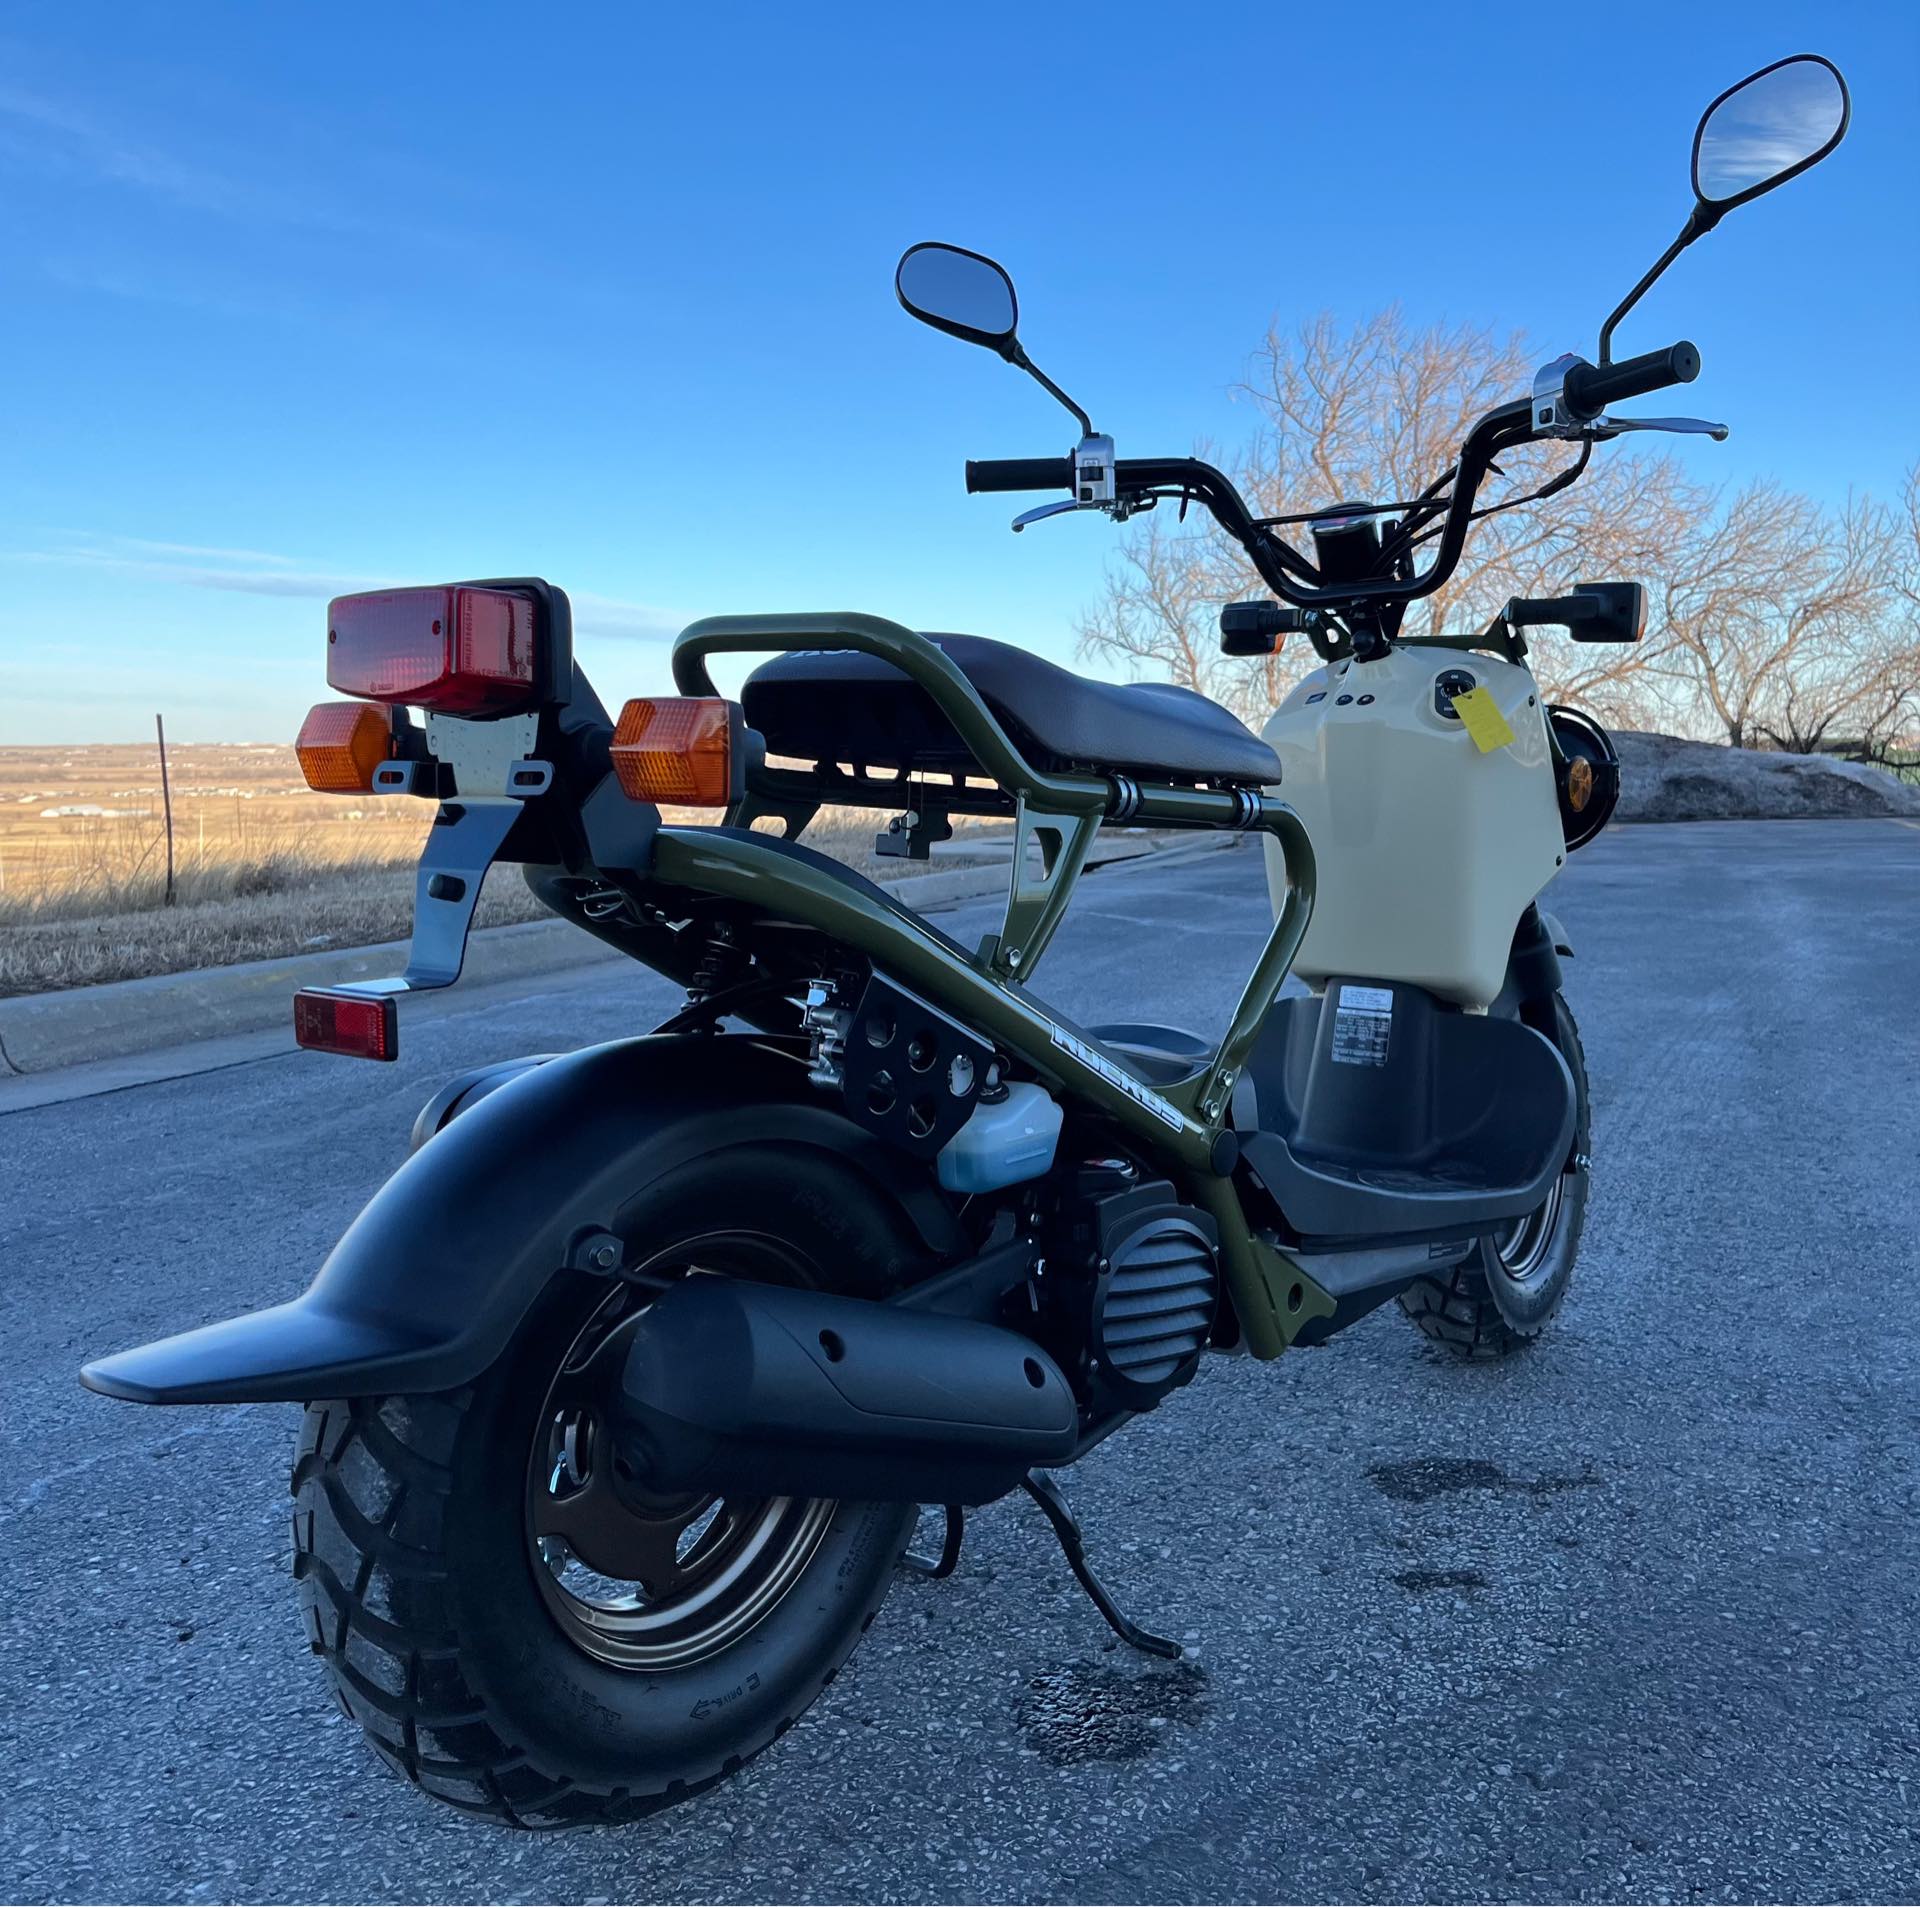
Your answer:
(1397, 993), (1589, 1360)
(290, 1146), (924, 1828)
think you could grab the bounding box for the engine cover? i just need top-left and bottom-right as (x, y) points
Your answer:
(1080, 1182), (1219, 1410)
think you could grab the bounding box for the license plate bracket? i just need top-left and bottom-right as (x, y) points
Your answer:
(293, 799), (525, 1057)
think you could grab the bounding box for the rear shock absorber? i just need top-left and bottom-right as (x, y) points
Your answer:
(687, 919), (747, 998)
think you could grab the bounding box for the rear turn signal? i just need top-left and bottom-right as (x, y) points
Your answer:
(295, 700), (395, 793)
(293, 988), (398, 1062)
(611, 697), (737, 806)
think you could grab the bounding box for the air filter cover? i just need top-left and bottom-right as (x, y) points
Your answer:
(1089, 1202), (1219, 1409)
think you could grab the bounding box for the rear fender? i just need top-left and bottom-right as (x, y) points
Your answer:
(407, 1053), (559, 1152)
(80, 1035), (964, 1406)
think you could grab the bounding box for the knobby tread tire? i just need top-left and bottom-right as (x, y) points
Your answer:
(286, 1144), (930, 1831)
(1398, 1255), (1537, 1361)
(291, 1391), (905, 1829)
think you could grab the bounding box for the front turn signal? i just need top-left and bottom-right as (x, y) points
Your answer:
(296, 700), (395, 794)
(611, 696), (739, 806)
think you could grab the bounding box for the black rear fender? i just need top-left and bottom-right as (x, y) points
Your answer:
(407, 1052), (559, 1152)
(80, 1034), (964, 1406)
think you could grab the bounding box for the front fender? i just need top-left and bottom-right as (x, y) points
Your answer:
(80, 1034), (963, 1406)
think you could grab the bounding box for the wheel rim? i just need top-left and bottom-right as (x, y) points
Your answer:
(524, 1236), (835, 1673)
(1487, 1171), (1567, 1293)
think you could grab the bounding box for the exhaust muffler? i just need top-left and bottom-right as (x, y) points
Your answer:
(613, 1277), (1079, 1506)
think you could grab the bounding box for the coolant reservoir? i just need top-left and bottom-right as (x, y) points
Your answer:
(1260, 646), (1565, 1007)
(937, 1082), (1063, 1194)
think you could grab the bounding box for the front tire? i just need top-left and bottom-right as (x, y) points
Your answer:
(290, 1146), (924, 1828)
(1397, 993), (1589, 1360)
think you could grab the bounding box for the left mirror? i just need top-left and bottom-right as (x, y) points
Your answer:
(1694, 55), (1849, 212)
(896, 243), (1019, 353)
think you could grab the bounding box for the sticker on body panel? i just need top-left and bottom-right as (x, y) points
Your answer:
(1049, 1025), (1186, 1130)
(1331, 984), (1393, 1067)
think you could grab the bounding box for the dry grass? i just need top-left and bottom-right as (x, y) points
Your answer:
(0, 853), (555, 996)
(0, 743), (1010, 996)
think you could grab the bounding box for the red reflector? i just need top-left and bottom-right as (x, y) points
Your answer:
(327, 586), (536, 714)
(293, 988), (398, 1061)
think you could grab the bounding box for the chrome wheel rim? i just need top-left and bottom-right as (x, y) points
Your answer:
(1488, 1172), (1567, 1291)
(524, 1239), (834, 1673)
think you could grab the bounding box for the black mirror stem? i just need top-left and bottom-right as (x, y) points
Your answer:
(1008, 340), (1094, 438)
(1597, 202), (1722, 365)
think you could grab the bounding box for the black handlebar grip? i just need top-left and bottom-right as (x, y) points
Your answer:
(1563, 341), (1701, 417)
(964, 456), (1073, 494)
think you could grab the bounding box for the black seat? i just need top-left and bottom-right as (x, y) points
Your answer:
(741, 633), (1281, 787)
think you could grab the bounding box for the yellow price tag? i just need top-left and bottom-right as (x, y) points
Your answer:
(1450, 686), (1516, 753)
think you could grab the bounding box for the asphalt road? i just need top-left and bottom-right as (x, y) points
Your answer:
(3, 821), (1917, 1904)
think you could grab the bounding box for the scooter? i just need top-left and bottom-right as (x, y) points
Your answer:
(82, 57), (1847, 1828)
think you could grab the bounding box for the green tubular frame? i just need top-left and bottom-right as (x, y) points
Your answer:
(675, 613), (1111, 819)
(662, 612), (1333, 1357)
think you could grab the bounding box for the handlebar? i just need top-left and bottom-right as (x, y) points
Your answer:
(966, 457), (1074, 494)
(1562, 340), (1699, 416)
(959, 341), (1704, 619)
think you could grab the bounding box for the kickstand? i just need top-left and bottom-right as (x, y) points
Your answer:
(1021, 1471), (1185, 1661)
(901, 1503), (966, 1579)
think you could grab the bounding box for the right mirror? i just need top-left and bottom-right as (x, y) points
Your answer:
(895, 242), (1020, 354)
(1693, 55), (1850, 212)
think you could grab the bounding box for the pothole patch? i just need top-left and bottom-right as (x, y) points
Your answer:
(1365, 1457), (1598, 1503)
(1014, 1662), (1208, 1766)
(1391, 1566), (1489, 1593)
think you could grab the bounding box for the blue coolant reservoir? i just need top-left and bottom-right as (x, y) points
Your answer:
(937, 1082), (1064, 1194)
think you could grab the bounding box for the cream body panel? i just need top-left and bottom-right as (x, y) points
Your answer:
(1259, 646), (1564, 1007)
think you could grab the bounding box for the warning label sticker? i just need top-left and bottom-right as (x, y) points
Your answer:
(1330, 984), (1393, 1066)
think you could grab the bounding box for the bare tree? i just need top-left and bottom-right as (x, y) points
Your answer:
(1857, 460), (1920, 767)
(1658, 482), (1914, 758)
(1820, 460), (1920, 769)
(1077, 306), (1708, 726)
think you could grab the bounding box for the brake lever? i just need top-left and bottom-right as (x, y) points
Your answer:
(1011, 493), (1157, 534)
(1589, 414), (1730, 442)
(1011, 499), (1086, 533)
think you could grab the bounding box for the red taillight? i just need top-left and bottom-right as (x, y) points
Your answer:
(293, 988), (398, 1061)
(327, 586), (536, 714)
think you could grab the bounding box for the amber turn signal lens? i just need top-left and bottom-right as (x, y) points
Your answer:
(1565, 756), (1594, 812)
(296, 700), (394, 794)
(611, 697), (736, 806)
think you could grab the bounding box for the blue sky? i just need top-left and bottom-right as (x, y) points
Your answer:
(2, 1), (1914, 744)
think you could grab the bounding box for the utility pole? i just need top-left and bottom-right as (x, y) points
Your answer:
(156, 713), (176, 907)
